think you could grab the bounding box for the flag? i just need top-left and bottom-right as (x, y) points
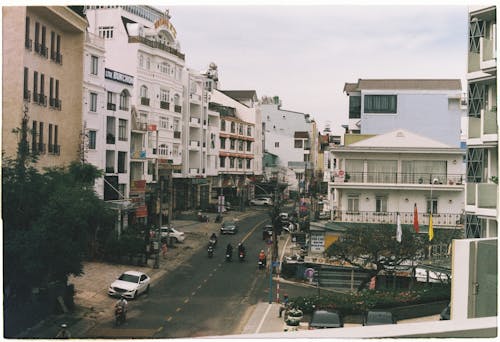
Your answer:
(428, 213), (434, 241)
(396, 212), (402, 243)
(413, 203), (419, 233)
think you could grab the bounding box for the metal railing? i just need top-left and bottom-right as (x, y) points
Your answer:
(333, 210), (463, 227)
(333, 172), (464, 185)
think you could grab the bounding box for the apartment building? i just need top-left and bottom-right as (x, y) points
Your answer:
(465, 5), (498, 239)
(344, 79), (466, 147)
(2, 6), (87, 169)
(261, 96), (319, 195)
(209, 89), (262, 207)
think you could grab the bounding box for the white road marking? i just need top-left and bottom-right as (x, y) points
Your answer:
(256, 304), (273, 333)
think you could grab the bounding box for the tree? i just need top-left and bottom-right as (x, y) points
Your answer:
(325, 224), (427, 290)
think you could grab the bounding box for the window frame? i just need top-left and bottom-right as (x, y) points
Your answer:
(89, 92), (98, 112)
(364, 94), (397, 114)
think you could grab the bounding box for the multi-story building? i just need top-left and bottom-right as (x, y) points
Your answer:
(209, 89), (262, 207)
(3, 6), (87, 169)
(344, 79), (466, 147)
(324, 129), (465, 243)
(85, 6), (186, 223)
(261, 96), (318, 196)
(464, 5), (498, 239)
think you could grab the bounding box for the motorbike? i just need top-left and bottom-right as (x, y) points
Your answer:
(238, 250), (245, 262)
(225, 250), (233, 262)
(208, 245), (214, 258)
(258, 257), (266, 270)
(115, 305), (126, 326)
(215, 214), (223, 223)
(209, 236), (217, 247)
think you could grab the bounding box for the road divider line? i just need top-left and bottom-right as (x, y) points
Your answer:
(176, 307), (181, 312)
(165, 316), (172, 322)
(156, 326), (164, 333)
(256, 303), (273, 333)
(241, 218), (270, 243)
(184, 298), (189, 303)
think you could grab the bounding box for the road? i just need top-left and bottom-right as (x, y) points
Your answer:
(85, 209), (279, 338)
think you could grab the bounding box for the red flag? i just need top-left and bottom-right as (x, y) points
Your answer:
(413, 203), (419, 233)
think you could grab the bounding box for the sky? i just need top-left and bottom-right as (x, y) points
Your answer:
(165, 2), (469, 134)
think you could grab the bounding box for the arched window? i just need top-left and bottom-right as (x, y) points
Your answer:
(221, 119), (226, 131)
(139, 54), (144, 67)
(119, 89), (130, 110)
(230, 121), (236, 133)
(160, 62), (170, 74)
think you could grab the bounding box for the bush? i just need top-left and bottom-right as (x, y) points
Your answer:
(289, 284), (450, 315)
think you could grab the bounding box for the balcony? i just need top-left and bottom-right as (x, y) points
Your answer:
(190, 117), (201, 126)
(484, 109), (497, 135)
(332, 171), (464, 186)
(467, 182), (498, 209)
(333, 210), (463, 227)
(173, 131), (181, 139)
(190, 93), (201, 102)
(34, 42), (48, 58)
(160, 101), (170, 110)
(189, 168), (199, 175)
(468, 109), (498, 139)
(50, 98), (62, 110)
(174, 105), (182, 113)
(48, 144), (60, 155)
(480, 37), (496, 70)
(128, 36), (185, 60)
(32, 142), (46, 154)
(189, 140), (200, 149)
(140, 97), (150, 106)
(107, 103), (116, 111)
(130, 149), (146, 159)
(33, 93), (47, 106)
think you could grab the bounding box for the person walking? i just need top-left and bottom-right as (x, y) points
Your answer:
(162, 242), (168, 258)
(279, 294), (289, 318)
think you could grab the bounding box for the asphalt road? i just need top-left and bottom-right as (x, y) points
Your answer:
(85, 209), (275, 338)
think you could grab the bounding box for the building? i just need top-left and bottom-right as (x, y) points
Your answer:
(322, 129), (465, 252)
(3, 6), (87, 169)
(209, 89), (262, 208)
(344, 79), (466, 147)
(464, 5), (498, 239)
(261, 96), (319, 196)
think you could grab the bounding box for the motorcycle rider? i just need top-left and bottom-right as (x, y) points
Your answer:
(55, 323), (71, 339)
(258, 249), (266, 265)
(209, 232), (217, 245)
(238, 243), (246, 260)
(226, 243), (233, 260)
(115, 295), (128, 321)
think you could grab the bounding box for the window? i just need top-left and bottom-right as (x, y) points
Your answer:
(34, 22), (40, 49)
(38, 121), (44, 150)
(238, 158), (243, 168)
(91, 55), (98, 75)
(427, 198), (438, 214)
(41, 26), (46, 54)
(31, 120), (37, 152)
(364, 95), (397, 113)
(347, 196), (359, 213)
(107, 116), (116, 144)
(246, 141), (251, 152)
(230, 122), (236, 133)
(118, 152), (127, 173)
(98, 26), (114, 39)
(220, 156), (226, 168)
(239, 140), (244, 151)
(88, 130), (97, 149)
(469, 19), (484, 53)
(90, 92), (97, 112)
(118, 119), (127, 141)
(230, 139), (235, 150)
(23, 68), (29, 99)
(160, 89), (169, 102)
(146, 58), (150, 69)
(139, 54), (144, 67)
(119, 90), (129, 110)
(50, 31), (55, 58)
(375, 197), (387, 213)
(39, 73), (45, 96)
(160, 116), (167, 129)
(230, 157), (235, 168)
(221, 119), (226, 131)
(48, 124), (53, 152)
(349, 96), (361, 119)
(33, 71), (38, 98)
(294, 139), (303, 148)
(246, 159), (251, 169)
(247, 126), (252, 136)
(160, 62), (170, 74)
(238, 124), (243, 135)
(140, 85), (148, 98)
(275, 142), (279, 148)
(220, 137), (226, 149)
(159, 144), (168, 156)
(173, 118), (180, 131)
(25, 16), (31, 49)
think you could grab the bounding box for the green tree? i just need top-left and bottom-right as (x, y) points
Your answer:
(325, 224), (427, 290)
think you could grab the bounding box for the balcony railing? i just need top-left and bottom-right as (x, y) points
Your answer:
(140, 97), (150, 106)
(333, 210), (463, 227)
(484, 109), (497, 134)
(25, 39), (32, 51)
(105, 166), (115, 173)
(130, 150), (146, 159)
(33, 142), (46, 154)
(23, 89), (31, 102)
(128, 36), (185, 60)
(332, 172), (464, 186)
(107, 103), (116, 111)
(50, 98), (62, 110)
(160, 101), (170, 110)
(33, 93), (47, 106)
(48, 144), (60, 155)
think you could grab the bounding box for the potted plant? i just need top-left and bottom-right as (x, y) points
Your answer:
(285, 308), (303, 326)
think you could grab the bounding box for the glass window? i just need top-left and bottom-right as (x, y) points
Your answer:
(427, 198), (438, 214)
(246, 159), (251, 169)
(220, 156), (225, 168)
(140, 85), (148, 98)
(294, 140), (303, 148)
(221, 120), (226, 131)
(160, 89), (169, 102)
(348, 196), (359, 212)
(247, 126), (252, 136)
(349, 95), (361, 118)
(118, 119), (127, 141)
(88, 130), (96, 149)
(91, 55), (98, 75)
(364, 95), (397, 113)
(118, 151), (127, 173)
(119, 90), (129, 110)
(375, 197), (387, 212)
(220, 137), (226, 149)
(90, 92), (97, 112)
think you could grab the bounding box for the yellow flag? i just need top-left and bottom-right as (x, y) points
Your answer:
(428, 213), (434, 241)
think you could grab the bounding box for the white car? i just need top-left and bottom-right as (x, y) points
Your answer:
(159, 226), (185, 243)
(250, 197), (273, 206)
(108, 270), (151, 299)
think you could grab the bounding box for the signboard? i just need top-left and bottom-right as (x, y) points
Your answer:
(105, 68), (134, 85)
(310, 232), (325, 252)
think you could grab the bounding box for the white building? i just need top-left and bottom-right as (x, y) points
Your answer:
(261, 97), (318, 194)
(325, 129), (465, 234)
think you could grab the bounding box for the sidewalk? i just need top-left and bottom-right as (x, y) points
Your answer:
(16, 209), (255, 338)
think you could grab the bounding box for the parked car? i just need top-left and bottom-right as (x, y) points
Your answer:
(362, 310), (397, 326)
(309, 309), (344, 329)
(250, 197), (273, 206)
(220, 220), (238, 235)
(440, 303), (450, 320)
(108, 270), (150, 299)
(159, 226), (186, 243)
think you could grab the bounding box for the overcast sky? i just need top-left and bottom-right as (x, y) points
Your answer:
(166, 3), (469, 134)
